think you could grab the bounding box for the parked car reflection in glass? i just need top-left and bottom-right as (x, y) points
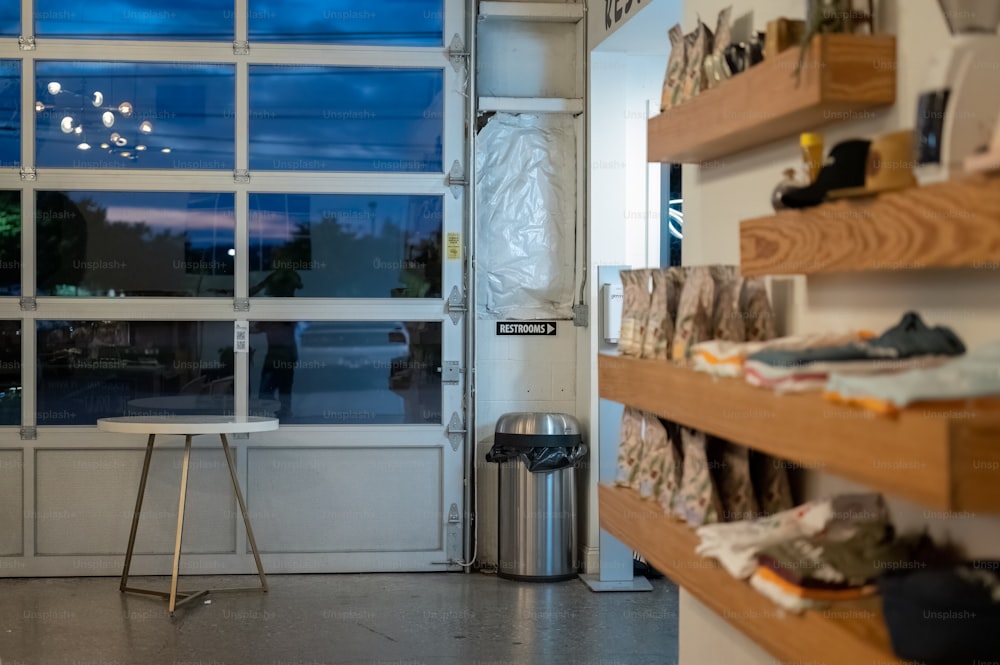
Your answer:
(251, 320), (441, 425)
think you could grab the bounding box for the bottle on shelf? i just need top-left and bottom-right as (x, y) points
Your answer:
(771, 168), (803, 211)
(800, 132), (825, 183)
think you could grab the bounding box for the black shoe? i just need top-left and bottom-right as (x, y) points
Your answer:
(633, 555), (664, 579)
(781, 139), (871, 209)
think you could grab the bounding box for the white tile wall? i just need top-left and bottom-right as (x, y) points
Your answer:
(474, 322), (580, 569)
(475, 323), (579, 442)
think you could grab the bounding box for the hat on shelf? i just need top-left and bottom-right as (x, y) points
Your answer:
(964, 109), (1000, 174)
(826, 129), (919, 199)
(878, 561), (1000, 663)
(780, 139), (871, 209)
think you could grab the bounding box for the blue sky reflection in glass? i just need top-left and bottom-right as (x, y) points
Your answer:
(0, 61), (19, 168)
(35, 0), (232, 40)
(248, 0), (443, 46)
(35, 61), (235, 170)
(248, 65), (443, 172)
(33, 0), (442, 44)
(0, 3), (17, 35)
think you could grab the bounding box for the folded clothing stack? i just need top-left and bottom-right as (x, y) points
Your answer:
(690, 331), (874, 379)
(695, 493), (889, 579)
(825, 340), (1000, 416)
(750, 519), (909, 612)
(696, 493), (924, 613)
(743, 312), (965, 393)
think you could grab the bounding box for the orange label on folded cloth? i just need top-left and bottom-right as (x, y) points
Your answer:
(754, 566), (879, 601)
(825, 391), (1000, 418)
(823, 391), (900, 417)
(695, 349), (744, 366)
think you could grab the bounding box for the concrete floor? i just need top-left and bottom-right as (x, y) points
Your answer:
(0, 572), (679, 665)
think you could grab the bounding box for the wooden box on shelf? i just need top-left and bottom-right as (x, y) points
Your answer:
(740, 172), (1000, 276)
(648, 34), (897, 164)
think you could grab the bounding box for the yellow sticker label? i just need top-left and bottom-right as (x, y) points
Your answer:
(446, 232), (461, 260)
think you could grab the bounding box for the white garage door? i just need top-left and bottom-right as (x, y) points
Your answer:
(0, 0), (469, 576)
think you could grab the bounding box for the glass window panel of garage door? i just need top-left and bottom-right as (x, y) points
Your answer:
(0, 320), (21, 425)
(0, 5), (17, 35)
(248, 0), (443, 46)
(36, 191), (235, 297)
(0, 61), (19, 168)
(35, 61), (235, 170)
(248, 65), (443, 172)
(249, 193), (442, 298)
(249, 320), (441, 425)
(36, 320), (235, 425)
(34, 0), (232, 40)
(0, 191), (20, 296)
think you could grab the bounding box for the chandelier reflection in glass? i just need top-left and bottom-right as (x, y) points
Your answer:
(35, 81), (172, 160)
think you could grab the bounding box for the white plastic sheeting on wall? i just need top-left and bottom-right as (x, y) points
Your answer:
(475, 112), (576, 320)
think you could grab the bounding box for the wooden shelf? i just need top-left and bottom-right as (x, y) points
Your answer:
(740, 172), (1000, 276)
(598, 353), (1000, 512)
(599, 485), (906, 665)
(478, 1), (585, 23)
(647, 34), (896, 164)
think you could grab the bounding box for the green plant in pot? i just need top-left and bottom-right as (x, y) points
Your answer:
(796, 0), (875, 79)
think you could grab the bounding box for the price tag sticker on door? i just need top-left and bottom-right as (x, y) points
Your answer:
(234, 320), (250, 353)
(446, 232), (461, 260)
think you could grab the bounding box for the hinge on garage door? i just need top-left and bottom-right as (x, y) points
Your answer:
(440, 362), (463, 386)
(446, 412), (466, 452)
(446, 502), (462, 563)
(446, 285), (466, 324)
(20, 426), (36, 440)
(434, 502), (463, 566)
(447, 34), (468, 74)
(446, 160), (466, 199)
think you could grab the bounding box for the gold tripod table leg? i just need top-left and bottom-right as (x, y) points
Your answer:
(121, 434), (156, 592)
(169, 434), (194, 615)
(219, 433), (268, 592)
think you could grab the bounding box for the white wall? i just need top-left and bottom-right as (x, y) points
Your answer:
(475, 328), (580, 444)
(677, 0), (1000, 662)
(587, 43), (675, 564)
(479, 19), (582, 98)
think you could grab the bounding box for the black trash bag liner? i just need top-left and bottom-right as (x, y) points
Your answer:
(486, 443), (588, 472)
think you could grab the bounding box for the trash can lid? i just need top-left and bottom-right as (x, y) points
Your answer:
(495, 412), (581, 436)
(494, 413), (582, 449)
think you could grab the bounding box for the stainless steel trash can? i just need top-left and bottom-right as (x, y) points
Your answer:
(490, 412), (585, 582)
